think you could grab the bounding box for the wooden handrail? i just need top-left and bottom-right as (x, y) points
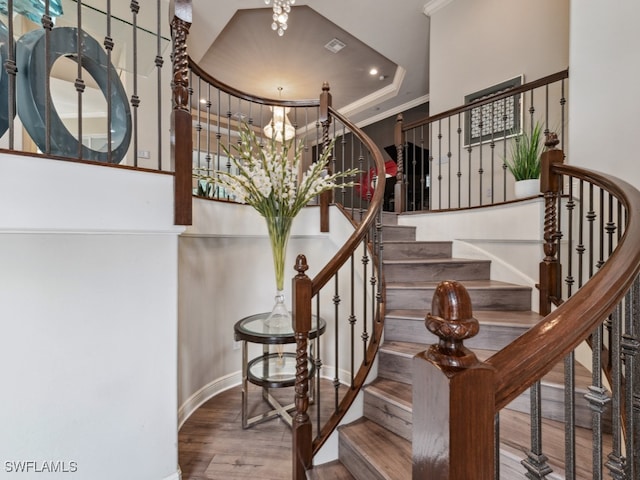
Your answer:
(292, 104), (386, 479)
(487, 164), (640, 411)
(402, 69), (569, 132)
(310, 105), (386, 294)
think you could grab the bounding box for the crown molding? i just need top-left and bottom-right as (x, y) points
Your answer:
(423, 0), (454, 17)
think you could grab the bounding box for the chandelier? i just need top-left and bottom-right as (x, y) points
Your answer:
(264, 105), (295, 142)
(264, 0), (295, 36)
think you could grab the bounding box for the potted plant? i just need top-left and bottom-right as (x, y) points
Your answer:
(506, 121), (543, 198)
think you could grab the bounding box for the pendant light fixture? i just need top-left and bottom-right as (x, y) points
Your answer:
(264, 87), (295, 142)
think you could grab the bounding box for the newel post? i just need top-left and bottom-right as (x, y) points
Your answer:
(319, 82), (333, 232)
(292, 255), (313, 480)
(394, 113), (406, 213)
(170, 0), (193, 225)
(538, 133), (564, 315)
(413, 281), (496, 479)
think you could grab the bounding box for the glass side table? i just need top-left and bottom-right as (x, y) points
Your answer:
(234, 312), (326, 429)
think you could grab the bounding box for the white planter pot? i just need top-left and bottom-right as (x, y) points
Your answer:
(514, 178), (540, 199)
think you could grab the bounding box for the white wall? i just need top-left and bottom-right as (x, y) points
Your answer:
(0, 153), (182, 480)
(429, 0), (569, 115)
(569, 0), (640, 189)
(178, 200), (364, 421)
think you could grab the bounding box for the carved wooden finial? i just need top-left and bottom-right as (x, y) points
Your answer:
(425, 280), (480, 368)
(544, 131), (559, 149)
(295, 254), (309, 275)
(322, 82), (330, 93)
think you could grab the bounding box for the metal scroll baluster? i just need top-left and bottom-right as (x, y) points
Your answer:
(155, 0), (164, 169)
(76, 0), (85, 159)
(457, 113), (462, 208)
(446, 117), (451, 208)
(315, 294), (322, 435)
(333, 274), (340, 411)
(104, 0), (112, 163)
(605, 305), (625, 478)
(521, 383), (552, 479)
(5, 0), (16, 149)
(130, 1), (140, 166)
(43, 0), (52, 154)
(621, 276), (639, 480)
(361, 233), (370, 362)
(630, 277), (640, 477)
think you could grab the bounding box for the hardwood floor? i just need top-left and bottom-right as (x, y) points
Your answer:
(179, 379), (338, 480)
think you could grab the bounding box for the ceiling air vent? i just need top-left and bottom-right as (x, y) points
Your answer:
(324, 38), (346, 54)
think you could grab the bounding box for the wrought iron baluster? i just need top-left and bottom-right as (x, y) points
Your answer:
(155, 0), (163, 169)
(605, 302), (625, 479)
(489, 101), (495, 204)
(130, 1), (140, 166)
(6, 0), (16, 149)
(621, 277), (639, 480)
(457, 113), (462, 208)
(43, 0), (52, 154)
(76, 0), (86, 159)
(333, 274), (340, 411)
(521, 381), (553, 479)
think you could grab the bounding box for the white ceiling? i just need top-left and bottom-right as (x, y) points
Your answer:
(188, 0), (431, 126)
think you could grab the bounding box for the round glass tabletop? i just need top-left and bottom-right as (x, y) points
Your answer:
(234, 312), (326, 344)
(247, 352), (315, 388)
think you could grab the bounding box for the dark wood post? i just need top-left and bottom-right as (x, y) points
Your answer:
(413, 281), (495, 479)
(292, 255), (313, 480)
(394, 113), (406, 213)
(538, 133), (564, 315)
(170, 0), (193, 225)
(319, 82), (332, 232)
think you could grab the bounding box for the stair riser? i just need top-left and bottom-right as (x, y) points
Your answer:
(383, 242), (452, 260)
(363, 393), (412, 442)
(383, 261), (490, 283)
(384, 318), (529, 351)
(339, 436), (386, 480)
(376, 351), (598, 429)
(383, 226), (416, 242)
(386, 287), (532, 310)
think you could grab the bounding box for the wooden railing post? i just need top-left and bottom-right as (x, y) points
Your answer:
(413, 281), (495, 479)
(292, 255), (313, 480)
(394, 113), (406, 213)
(538, 133), (564, 315)
(171, 0), (193, 225)
(319, 82), (332, 232)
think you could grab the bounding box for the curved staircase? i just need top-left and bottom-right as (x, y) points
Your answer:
(311, 213), (606, 480)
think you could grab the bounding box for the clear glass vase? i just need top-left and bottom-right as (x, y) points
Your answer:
(264, 289), (291, 330)
(263, 214), (294, 329)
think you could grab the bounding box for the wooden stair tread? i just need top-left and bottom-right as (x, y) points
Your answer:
(308, 460), (355, 480)
(383, 257), (489, 265)
(380, 342), (594, 392)
(386, 308), (543, 327)
(339, 418), (412, 480)
(366, 378), (412, 411)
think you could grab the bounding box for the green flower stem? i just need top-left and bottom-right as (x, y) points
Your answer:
(265, 215), (294, 291)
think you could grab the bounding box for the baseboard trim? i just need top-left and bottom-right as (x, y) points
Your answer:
(178, 371), (242, 428)
(162, 467), (182, 480)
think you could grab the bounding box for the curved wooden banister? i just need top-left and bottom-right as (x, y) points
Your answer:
(310, 105), (386, 294)
(402, 69), (569, 132)
(487, 164), (640, 411)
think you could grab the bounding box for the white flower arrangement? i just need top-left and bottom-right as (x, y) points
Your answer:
(198, 123), (358, 291)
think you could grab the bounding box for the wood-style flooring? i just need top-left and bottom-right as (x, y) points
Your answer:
(179, 380), (338, 480)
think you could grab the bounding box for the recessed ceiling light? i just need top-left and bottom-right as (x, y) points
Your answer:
(369, 68), (378, 76)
